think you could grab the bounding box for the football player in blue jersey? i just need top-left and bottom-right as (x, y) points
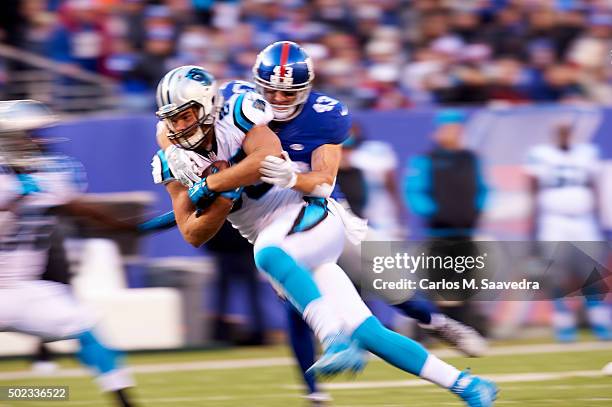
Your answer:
(250, 41), (495, 406)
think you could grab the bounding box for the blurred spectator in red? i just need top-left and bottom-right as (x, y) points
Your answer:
(486, 57), (531, 105)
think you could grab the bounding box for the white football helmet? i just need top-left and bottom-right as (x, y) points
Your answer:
(156, 66), (218, 150)
(0, 100), (59, 167)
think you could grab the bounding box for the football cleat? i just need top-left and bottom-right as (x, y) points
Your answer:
(306, 333), (367, 377)
(304, 392), (332, 406)
(420, 317), (488, 357)
(555, 326), (578, 343)
(451, 370), (498, 407)
(592, 323), (612, 341)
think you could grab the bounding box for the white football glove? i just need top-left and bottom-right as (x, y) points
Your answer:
(260, 151), (298, 188)
(165, 145), (202, 187)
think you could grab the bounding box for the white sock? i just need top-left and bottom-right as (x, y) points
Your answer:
(303, 297), (344, 341)
(420, 354), (461, 388)
(552, 311), (576, 330)
(96, 368), (135, 392)
(587, 304), (611, 327)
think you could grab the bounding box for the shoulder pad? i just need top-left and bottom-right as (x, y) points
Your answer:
(219, 80), (257, 101)
(231, 91), (274, 134)
(309, 94), (351, 144)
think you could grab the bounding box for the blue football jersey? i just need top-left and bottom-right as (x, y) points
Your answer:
(269, 91), (351, 167)
(269, 91), (351, 200)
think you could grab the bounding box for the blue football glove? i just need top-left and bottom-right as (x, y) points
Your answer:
(220, 187), (243, 202)
(188, 176), (217, 208)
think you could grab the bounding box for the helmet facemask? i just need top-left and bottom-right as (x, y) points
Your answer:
(255, 80), (311, 121)
(156, 100), (215, 150)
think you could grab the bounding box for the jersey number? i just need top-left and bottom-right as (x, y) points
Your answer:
(312, 96), (339, 113)
(219, 102), (230, 121)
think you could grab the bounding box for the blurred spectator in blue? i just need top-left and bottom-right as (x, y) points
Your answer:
(483, 4), (526, 58)
(130, 6), (176, 91)
(403, 109), (487, 239)
(272, 3), (327, 43)
(48, 0), (111, 74)
(242, 0), (285, 48)
(311, 0), (353, 32)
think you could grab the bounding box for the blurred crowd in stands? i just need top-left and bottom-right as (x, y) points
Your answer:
(0, 0), (611, 111)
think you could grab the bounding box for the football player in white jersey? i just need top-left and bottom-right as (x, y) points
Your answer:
(525, 121), (611, 342)
(0, 100), (136, 407)
(153, 65), (498, 406)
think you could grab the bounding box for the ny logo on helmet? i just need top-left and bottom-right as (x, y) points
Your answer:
(270, 66), (294, 86)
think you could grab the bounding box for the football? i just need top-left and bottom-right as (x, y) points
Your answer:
(200, 160), (230, 178)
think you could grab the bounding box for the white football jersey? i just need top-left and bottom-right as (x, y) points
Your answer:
(0, 156), (85, 286)
(525, 143), (601, 216)
(350, 140), (401, 235)
(154, 87), (305, 243)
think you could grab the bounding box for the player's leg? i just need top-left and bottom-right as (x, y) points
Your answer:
(573, 219), (612, 341)
(286, 303), (331, 405)
(340, 231), (487, 356)
(393, 293), (488, 357)
(539, 216), (579, 342)
(312, 262), (497, 406)
(254, 200), (364, 375)
(33, 226), (72, 373)
(1, 280), (136, 407)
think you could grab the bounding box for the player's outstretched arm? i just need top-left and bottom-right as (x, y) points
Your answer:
(206, 125), (282, 191)
(260, 144), (341, 198)
(166, 181), (232, 247)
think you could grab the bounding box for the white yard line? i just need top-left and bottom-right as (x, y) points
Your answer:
(0, 341), (611, 381)
(311, 370), (605, 391)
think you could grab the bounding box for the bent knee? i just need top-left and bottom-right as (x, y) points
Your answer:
(254, 246), (296, 281)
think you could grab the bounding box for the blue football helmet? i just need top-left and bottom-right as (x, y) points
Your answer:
(253, 41), (314, 121)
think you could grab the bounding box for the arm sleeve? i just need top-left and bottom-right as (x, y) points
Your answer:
(473, 156), (488, 211)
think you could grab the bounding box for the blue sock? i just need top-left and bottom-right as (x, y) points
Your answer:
(352, 316), (429, 376)
(76, 331), (119, 374)
(254, 246), (321, 313)
(393, 292), (439, 325)
(286, 303), (317, 394)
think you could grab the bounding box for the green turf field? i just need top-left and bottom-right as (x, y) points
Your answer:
(1, 339), (611, 406)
